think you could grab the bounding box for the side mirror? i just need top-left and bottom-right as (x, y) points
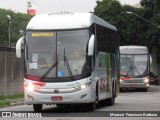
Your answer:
(149, 54), (152, 65)
(16, 37), (24, 58)
(88, 34), (95, 56)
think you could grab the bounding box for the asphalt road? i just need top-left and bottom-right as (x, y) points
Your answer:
(0, 85), (160, 120)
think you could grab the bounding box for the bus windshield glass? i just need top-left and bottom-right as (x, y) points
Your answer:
(26, 29), (90, 79)
(120, 54), (148, 77)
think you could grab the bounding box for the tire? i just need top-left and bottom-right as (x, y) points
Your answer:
(56, 104), (71, 107)
(120, 88), (124, 92)
(87, 102), (96, 111)
(33, 104), (43, 112)
(56, 104), (64, 107)
(154, 80), (159, 85)
(107, 88), (115, 106)
(98, 99), (108, 107)
(142, 88), (148, 92)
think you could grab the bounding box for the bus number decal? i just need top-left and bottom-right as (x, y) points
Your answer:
(32, 32), (54, 37)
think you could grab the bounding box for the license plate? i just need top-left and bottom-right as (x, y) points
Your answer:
(51, 96), (63, 101)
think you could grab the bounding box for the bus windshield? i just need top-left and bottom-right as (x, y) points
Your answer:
(120, 54), (149, 77)
(26, 29), (90, 80)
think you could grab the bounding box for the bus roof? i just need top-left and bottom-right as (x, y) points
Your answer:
(26, 12), (117, 31)
(119, 45), (148, 54)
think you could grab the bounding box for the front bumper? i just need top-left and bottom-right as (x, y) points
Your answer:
(120, 82), (149, 89)
(24, 87), (95, 104)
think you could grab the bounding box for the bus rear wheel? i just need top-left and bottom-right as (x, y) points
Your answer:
(107, 88), (115, 106)
(33, 104), (43, 112)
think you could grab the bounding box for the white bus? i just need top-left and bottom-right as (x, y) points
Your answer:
(16, 12), (120, 111)
(119, 46), (151, 92)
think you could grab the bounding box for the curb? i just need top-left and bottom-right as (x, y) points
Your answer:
(9, 98), (24, 106)
(8, 98), (25, 107)
(0, 101), (25, 108)
(0, 98), (25, 108)
(10, 102), (25, 106)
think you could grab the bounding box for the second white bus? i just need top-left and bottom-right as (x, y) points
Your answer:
(119, 45), (151, 92)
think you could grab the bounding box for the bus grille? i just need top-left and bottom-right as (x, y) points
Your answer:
(124, 80), (143, 83)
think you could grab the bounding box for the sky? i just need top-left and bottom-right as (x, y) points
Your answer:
(0, 0), (141, 14)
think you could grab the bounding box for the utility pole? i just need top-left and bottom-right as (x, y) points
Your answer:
(7, 15), (12, 48)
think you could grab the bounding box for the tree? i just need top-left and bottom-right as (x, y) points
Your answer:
(94, 0), (146, 46)
(0, 9), (32, 47)
(140, 0), (155, 8)
(140, 0), (160, 50)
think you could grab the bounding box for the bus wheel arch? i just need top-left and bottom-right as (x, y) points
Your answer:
(86, 101), (96, 111)
(33, 104), (43, 112)
(96, 81), (99, 101)
(107, 81), (116, 106)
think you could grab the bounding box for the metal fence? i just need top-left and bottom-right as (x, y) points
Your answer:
(0, 47), (24, 96)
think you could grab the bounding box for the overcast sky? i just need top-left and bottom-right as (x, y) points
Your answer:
(0, 0), (140, 14)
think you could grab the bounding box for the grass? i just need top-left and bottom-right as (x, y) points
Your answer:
(0, 100), (10, 107)
(0, 93), (24, 100)
(0, 93), (24, 108)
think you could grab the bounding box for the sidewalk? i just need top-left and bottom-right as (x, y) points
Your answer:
(7, 98), (25, 106)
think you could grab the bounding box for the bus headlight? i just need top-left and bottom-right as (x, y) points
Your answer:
(26, 84), (35, 91)
(120, 79), (124, 83)
(144, 78), (149, 83)
(78, 82), (91, 90)
(25, 82), (45, 92)
(81, 84), (87, 89)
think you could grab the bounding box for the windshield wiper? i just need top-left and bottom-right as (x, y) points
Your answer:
(64, 48), (73, 78)
(133, 65), (141, 77)
(125, 65), (132, 77)
(40, 61), (58, 80)
(125, 61), (141, 77)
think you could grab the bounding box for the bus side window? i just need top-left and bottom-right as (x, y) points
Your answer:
(98, 53), (106, 68)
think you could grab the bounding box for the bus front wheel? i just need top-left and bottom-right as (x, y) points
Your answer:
(33, 104), (43, 112)
(87, 102), (96, 111)
(142, 88), (148, 92)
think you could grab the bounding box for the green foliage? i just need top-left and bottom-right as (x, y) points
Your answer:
(0, 93), (24, 107)
(94, 0), (144, 45)
(0, 93), (24, 100)
(94, 0), (160, 49)
(0, 100), (10, 108)
(0, 8), (32, 47)
(140, 0), (160, 49)
(140, 0), (155, 8)
(95, 0), (121, 22)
